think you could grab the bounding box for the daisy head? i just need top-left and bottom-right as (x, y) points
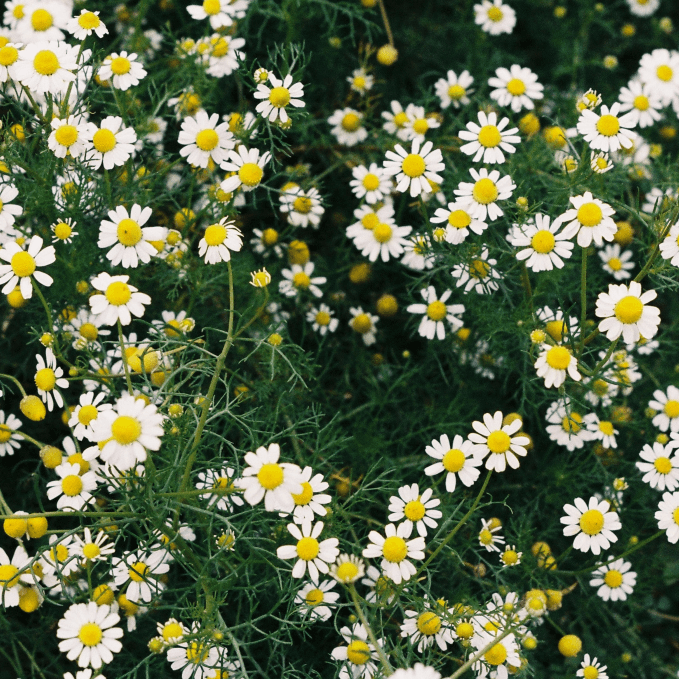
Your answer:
(560, 192), (616, 248)
(595, 281), (660, 344)
(382, 139), (445, 198)
(361, 522), (426, 585)
(561, 496), (621, 554)
(458, 110), (520, 164)
(89, 273), (151, 326)
(253, 73), (305, 124)
(577, 102), (637, 153)
(198, 218), (243, 264)
(469, 411), (530, 472)
(453, 167), (516, 222)
(424, 433), (482, 492)
(589, 558), (636, 602)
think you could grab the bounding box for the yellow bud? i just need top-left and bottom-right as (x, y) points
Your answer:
(349, 262), (371, 283)
(27, 516), (48, 539)
(376, 44), (398, 66)
(376, 294), (398, 317)
(3, 516), (28, 538)
(558, 635), (582, 657)
(18, 586), (41, 612)
(20, 395), (46, 422)
(40, 445), (63, 469)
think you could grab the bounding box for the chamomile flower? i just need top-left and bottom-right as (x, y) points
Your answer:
(459, 110), (520, 164)
(0, 410), (21, 456)
(48, 116), (91, 159)
(328, 107), (368, 146)
(589, 559), (636, 601)
(56, 602), (123, 669)
(279, 186), (324, 228)
(401, 234), (436, 270)
(254, 73), (305, 123)
(618, 79), (662, 128)
(659, 221), (679, 266)
(85, 116), (137, 170)
(14, 40), (78, 95)
(590, 151), (614, 174)
(295, 579), (339, 621)
(469, 411), (530, 472)
(424, 434), (482, 492)
(46, 461), (98, 511)
(0, 183), (23, 233)
(382, 100), (411, 140)
(435, 69), (474, 109)
(638, 48), (679, 106)
(65, 308), (111, 351)
(350, 164), (391, 204)
(186, 0), (245, 28)
(205, 34), (245, 78)
(534, 344), (581, 389)
(599, 244), (634, 280)
(508, 213), (577, 271)
(195, 467), (244, 512)
(402, 105), (440, 142)
(330, 554), (365, 584)
(349, 307), (378, 346)
(198, 218), (243, 264)
(99, 52), (145, 91)
(220, 146), (270, 193)
(401, 605), (454, 652)
(585, 414), (618, 448)
(51, 217), (79, 244)
(474, 0), (516, 35)
(178, 111), (233, 168)
(388, 483), (442, 538)
(490, 66), (543, 114)
(560, 192), (616, 248)
(352, 217), (412, 262)
(383, 139), (445, 198)
(577, 102), (636, 153)
(347, 204), (394, 239)
(431, 201), (488, 244)
(0, 42), (22, 84)
(451, 248), (503, 294)
(285, 465), (332, 524)
(156, 618), (188, 646)
(478, 518), (505, 552)
(331, 623), (384, 679)
(239, 443), (303, 514)
(500, 544), (522, 567)
(276, 521), (340, 581)
(406, 286), (464, 340)
(0, 235), (55, 299)
(73, 528), (115, 564)
(89, 272), (151, 326)
(453, 167), (515, 221)
(595, 281), (660, 344)
(34, 347), (68, 411)
(112, 549), (170, 603)
(655, 491), (679, 543)
(0, 545), (32, 607)
(67, 9), (108, 39)
(561, 496), (621, 555)
(279, 262), (326, 299)
(306, 304), (339, 335)
(577, 655), (609, 679)
(636, 443), (679, 491)
(648, 386), (679, 432)
(362, 522), (425, 585)
(166, 635), (221, 679)
(348, 68), (373, 94)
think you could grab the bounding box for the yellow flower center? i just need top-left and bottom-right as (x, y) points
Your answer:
(31, 8), (53, 30)
(54, 222), (72, 240)
(577, 202), (603, 227)
(292, 481), (314, 505)
(583, 666), (599, 679)
(238, 163), (264, 187)
(599, 420), (614, 436)
(212, 37), (230, 58)
(448, 209), (471, 228)
(579, 509), (604, 535)
(442, 448), (466, 472)
(162, 622), (184, 640)
(502, 549), (519, 565)
(346, 640), (371, 665)
(404, 499), (426, 521)
(561, 412), (583, 433)
(111, 415), (142, 444)
(105, 281), (132, 305)
(487, 430), (511, 454)
(633, 95), (649, 111)
(487, 6), (503, 20)
(546, 345), (571, 370)
(456, 622), (474, 639)
(401, 154), (426, 178)
(257, 463), (284, 489)
(292, 272), (311, 289)
(111, 56), (131, 76)
(305, 588), (324, 605)
(203, 0), (221, 14)
(673, 507), (679, 526)
(614, 295), (643, 324)
(352, 314), (372, 334)
(335, 561), (360, 582)
(596, 114), (620, 136)
(478, 125), (502, 148)
(603, 569), (623, 588)
(78, 11), (101, 29)
(392, 112), (408, 127)
(657, 65), (673, 82)
(479, 528), (494, 545)
(544, 319), (566, 342)
(186, 642), (209, 664)
(361, 213), (379, 230)
(472, 178), (499, 204)
(426, 300), (447, 321)
(531, 230), (555, 253)
(413, 118), (429, 135)
(484, 643), (508, 666)
(470, 259), (491, 278)
(195, 129), (219, 151)
(61, 474), (83, 496)
(128, 561), (149, 582)
(607, 257), (622, 271)
(342, 113), (361, 132)
(506, 78), (526, 95)
(448, 84), (465, 99)
(293, 196), (313, 214)
(0, 46), (19, 66)
(654, 457), (672, 474)
(117, 218), (142, 246)
(54, 125), (78, 147)
(78, 623), (103, 647)
(67, 452), (90, 474)
(373, 223), (393, 243)
(79, 323), (98, 342)
(0, 564), (20, 587)
(34, 49), (59, 75)
(93, 129), (117, 153)
(11, 251), (36, 277)
(261, 228), (278, 245)
(35, 367), (56, 391)
(664, 400), (679, 418)
(0, 424), (11, 443)
(417, 612), (441, 635)
(82, 543), (101, 559)
(382, 535), (407, 562)
(204, 224), (227, 246)
(269, 86), (291, 107)
(362, 173), (380, 191)
(315, 311), (331, 326)
(296, 536), (320, 561)
(353, 76), (366, 90)
(51, 544), (69, 562)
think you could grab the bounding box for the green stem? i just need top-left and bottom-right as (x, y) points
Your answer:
(118, 319), (134, 394)
(0, 373), (27, 398)
(32, 280), (53, 332)
(348, 585), (393, 676)
(520, 263), (533, 311)
(577, 247), (587, 356)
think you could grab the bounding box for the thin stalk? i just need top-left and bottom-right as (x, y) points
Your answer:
(348, 584), (393, 676)
(0, 373), (27, 398)
(32, 280), (53, 332)
(577, 247), (587, 356)
(377, 0), (395, 46)
(118, 320), (134, 393)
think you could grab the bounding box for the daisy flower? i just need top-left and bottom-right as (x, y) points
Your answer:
(195, 467), (244, 512)
(534, 344), (581, 389)
(508, 213), (577, 272)
(349, 307), (378, 346)
(289, 465), (332, 524)
(328, 108), (368, 146)
(577, 102), (636, 153)
(561, 496), (621, 555)
(347, 204), (394, 239)
(382, 139), (445, 198)
(349, 163), (391, 204)
(636, 443), (679, 491)
(64, 308), (111, 351)
(478, 518), (505, 552)
(0, 410), (22, 456)
(584, 414), (618, 448)
(51, 217), (79, 244)
(40, 534), (79, 578)
(99, 51), (146, 91)
(659, 221), (679, 266)
(276, 521), (340, 581)
(56, 602), (123, 669)
(589, 558), (636, 601)
(382, 100), (411, 140)
(178, 111), (233, 168)
(401, 605), (454, 652)
(362, 522), (425, 585)
(90, 392), (164, 470)
(348, 67), (373, 94)
(537, 305), (579, 344)
(0, 42), (22, 84)
(67, 10), (108, 39)
(34, 347), (68, 411)
(220, 146), (271, 193)
(402, 104), (441, 142)
(0, 183), (22, 234)
(89, 273), (151, 326)
(638, 48), (679, 106)
(469, 411), (530, 472)
(307, 303), (339, 336)
(618, 79), (662, 128)
(352, 217), (412, 262)
(330, 554), (366, 584)
(595, 281), (660, 344)
(559, 192), (616, 248)
(198, 218), (243, 264)
(331, 623), (384, 679)
(590, 151), (614, 174)
(0, 545), (32, 607)
(430, 201), (488, 244)
(72, 528), (115, 564)
(459, 110), (520, 164)
(388, 483), (442, 538)
(648, 386), (679, 432)
(435, 69), (474, 109)
(239, 443), (303, 514)
(85, 116), (137, 171)
(655, 491), (679, 543)
(295, 579), (339, 621)
(279, 186), (324, 228)
(577, 655), (609, 679)
(642, 186), (678, 215)
(491, 66), (543, 115)
(471, 629), (521, 679)
(48, 116), (91, 159)
(46, 461), (98, 511)
(279, 262), (326, 298)
(474, 0), (516, 35)
(166, 636), (220, 679)
(0, 235), (55, 299)
(599, 243), (634, 280)
(205, 34), (245, 77)
(254, 72), (305, 123)
(424, 434), (482, 492)
(362, 566), (399, 604)
(401, 234), (436, 270)
(451, 248), (503, 295)
(453, 167), (515, 221)
(14, 40), (78, 95)
(406, 286), (464, 340)
(500, 544), (522, 567)
(112, 549), (170, 603)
